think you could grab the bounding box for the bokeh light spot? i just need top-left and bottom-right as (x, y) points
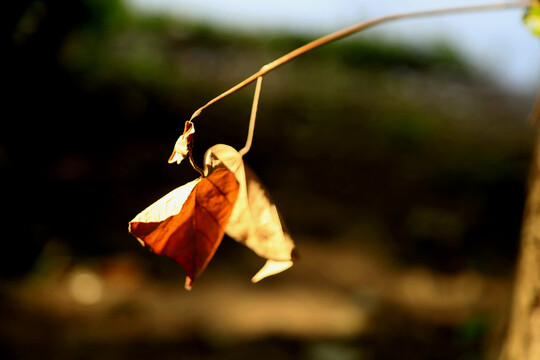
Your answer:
(68, 268), (104, 305)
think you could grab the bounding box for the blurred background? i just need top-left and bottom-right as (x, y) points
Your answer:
(2, 0), (539, 359)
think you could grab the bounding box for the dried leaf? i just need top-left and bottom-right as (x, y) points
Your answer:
(251, 259), (294, 283)
(168, 121), (195, 165)
(129, 178), (201, 244)
(204, 144), (296, 282)
(129, 168), (239, 289)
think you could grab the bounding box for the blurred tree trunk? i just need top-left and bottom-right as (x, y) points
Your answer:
(500, 102), (540, 360)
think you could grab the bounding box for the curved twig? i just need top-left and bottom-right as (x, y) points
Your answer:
(239, 75), (264, 157)
(188, 0), (531, 122)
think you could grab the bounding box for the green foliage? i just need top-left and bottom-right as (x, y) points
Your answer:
(329, 39), (466, 73)
(524, 2), (540, 37)
(60, 0), (470, 92)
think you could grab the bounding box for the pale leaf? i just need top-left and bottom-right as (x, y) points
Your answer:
(204, 144), (296, 280)
(128, 178), (201, 240)
(168, 121), (195, 164)
(251, 260), (294, 283)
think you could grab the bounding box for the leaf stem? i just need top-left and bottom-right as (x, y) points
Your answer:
(187, 138), (205, 177)
(239, 75), (264, 156)
(188, 0), (531, 122)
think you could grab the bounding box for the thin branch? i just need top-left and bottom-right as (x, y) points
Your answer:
(239, 75), (264, 156)
(189, 0), (531, 122)
(188, 149), (205, 177)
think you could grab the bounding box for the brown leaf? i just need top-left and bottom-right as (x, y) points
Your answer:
(204, 144), (297, 282)
(129, 168), (239, 289)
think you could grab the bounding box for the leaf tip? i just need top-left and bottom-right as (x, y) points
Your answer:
(251, 260), (294, 283)
(184, 277), (193, 291)
(136, 237), (146, 247)
(168, 150), (180, 164)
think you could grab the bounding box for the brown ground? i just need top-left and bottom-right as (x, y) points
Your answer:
(0, 236), (513, 360)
